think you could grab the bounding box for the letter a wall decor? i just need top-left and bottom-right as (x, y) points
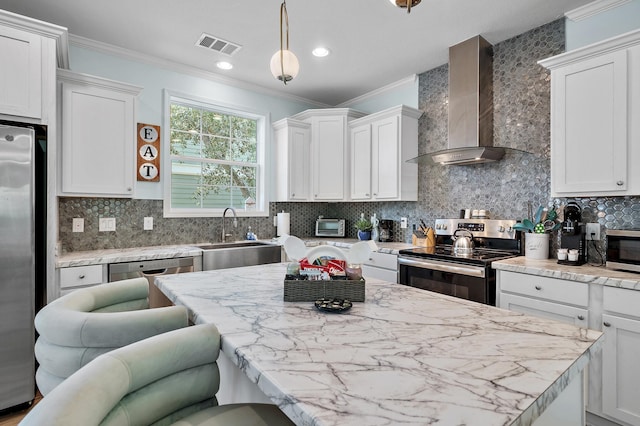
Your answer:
(137, 123), (160, 182)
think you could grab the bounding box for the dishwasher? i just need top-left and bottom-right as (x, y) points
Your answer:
(108, 257), (196, 308)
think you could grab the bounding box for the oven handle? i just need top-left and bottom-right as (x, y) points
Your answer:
(398, 257), (486, 278)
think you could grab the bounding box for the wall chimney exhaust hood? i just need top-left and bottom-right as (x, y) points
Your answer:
(412, 35), (506, 166)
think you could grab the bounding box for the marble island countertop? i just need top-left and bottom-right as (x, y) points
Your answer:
(155, 262), (603, 426)
(492, 257), (640, 291)
(55, 239), (413, 268)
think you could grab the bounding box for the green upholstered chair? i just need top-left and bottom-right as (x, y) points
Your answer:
(34, 278), (189, 395)
(20, 324), (294, 426)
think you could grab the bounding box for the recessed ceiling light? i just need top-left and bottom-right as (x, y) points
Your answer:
(216, 61), (233, 70)
(312, 47), (330, 57)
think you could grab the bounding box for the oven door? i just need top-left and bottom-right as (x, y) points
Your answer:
(398, 256), (495, 305)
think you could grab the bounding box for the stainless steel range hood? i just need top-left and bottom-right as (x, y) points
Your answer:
(424, 35), (504, 166)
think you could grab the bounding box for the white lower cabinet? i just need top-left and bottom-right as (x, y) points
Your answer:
(601, 287), (640, 426)
(498, 269), (640, 426)
(58, 264), (106, 296)
(361, 252), (397, 283)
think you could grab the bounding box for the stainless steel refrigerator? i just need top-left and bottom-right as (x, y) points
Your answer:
(0, 123), (45, 411)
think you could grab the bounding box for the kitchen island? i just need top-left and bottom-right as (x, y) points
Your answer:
(155, 262), (602, 426)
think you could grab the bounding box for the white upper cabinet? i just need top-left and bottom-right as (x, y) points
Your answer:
(273, 118), (311, 201)
(540, 29), (640, 196)
(58, 70), (142, 197)
(0, 10), (67, 121)
(349, 105), (421, 201)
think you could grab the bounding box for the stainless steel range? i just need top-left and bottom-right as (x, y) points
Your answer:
(398, 219), (522, 305)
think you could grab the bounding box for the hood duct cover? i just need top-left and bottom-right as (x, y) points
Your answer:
(429, 35), (504, 166)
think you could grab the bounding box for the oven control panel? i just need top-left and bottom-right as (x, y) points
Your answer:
(434, 219), (517, 239)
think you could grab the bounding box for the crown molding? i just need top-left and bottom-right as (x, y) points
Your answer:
(68, 34), (330, 108)
(336, 74), (418, 108)
(565, 0), (631, 21)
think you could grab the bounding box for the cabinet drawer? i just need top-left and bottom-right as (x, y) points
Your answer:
(499, 271), (588, 307)
(603, 286), (640, 317)
(363, 252), (397, 270)
(361, 265), (397, 283)
(59, 265), (103, 288)
(501, 293), (589, 328)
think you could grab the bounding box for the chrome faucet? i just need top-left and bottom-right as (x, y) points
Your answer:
(221, 207), (238, 243)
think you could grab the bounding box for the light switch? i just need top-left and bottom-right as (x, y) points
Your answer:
(99, 218), (116, 232)
(143, 217), (153, 230)
(72, 218), (84, 233)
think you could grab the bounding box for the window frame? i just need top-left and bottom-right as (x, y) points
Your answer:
(162, 89), (269, 218)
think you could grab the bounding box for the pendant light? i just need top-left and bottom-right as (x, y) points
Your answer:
(388, 0), (421, 13)
(270, 0), (299, 84)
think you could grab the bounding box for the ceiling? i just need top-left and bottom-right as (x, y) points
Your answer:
(0, 0), (593, 106)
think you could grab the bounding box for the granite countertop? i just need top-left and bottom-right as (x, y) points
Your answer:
(55, 239), (414, 268)
(492, 257), (640, 291)
(155, 262), (602, 426)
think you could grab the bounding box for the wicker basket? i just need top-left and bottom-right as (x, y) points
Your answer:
(283, 278), (365, 302)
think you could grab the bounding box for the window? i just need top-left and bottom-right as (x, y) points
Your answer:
(163, 92), (267, 217)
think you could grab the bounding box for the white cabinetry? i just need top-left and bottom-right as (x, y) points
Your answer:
(361, 251), (397, 283)
(58, 264), (105, 296)
(58, 70), (142, 197)
(601, 286), (640, 426)
(273, 118), (311, 201)
(497, 271), (589, 328)
(349, 105), (421, 201)
(0, 25), (41, 118)
(540, 30), (640, 196)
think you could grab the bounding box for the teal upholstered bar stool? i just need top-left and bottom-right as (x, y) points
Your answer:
(21, 324), (295, 426)
(34, 278), (189, 395)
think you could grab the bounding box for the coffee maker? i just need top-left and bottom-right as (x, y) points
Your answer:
(559, 202), (585, 265)
(379, 220), (394, 242)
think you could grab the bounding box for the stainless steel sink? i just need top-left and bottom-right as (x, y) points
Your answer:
(196, 241), (282, 271)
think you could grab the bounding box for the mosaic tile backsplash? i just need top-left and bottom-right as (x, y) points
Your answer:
(58, 19), (640, 262)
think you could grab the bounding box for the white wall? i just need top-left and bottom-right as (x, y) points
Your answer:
(68, 44), (319, 200)
(338, 75), (418, 113)
(566, 0), (640, 50)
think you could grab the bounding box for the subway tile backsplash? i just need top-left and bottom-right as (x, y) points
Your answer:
(58, 19), (640, 259)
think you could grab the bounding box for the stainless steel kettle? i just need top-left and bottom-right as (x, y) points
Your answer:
(453, 229), (474, 255)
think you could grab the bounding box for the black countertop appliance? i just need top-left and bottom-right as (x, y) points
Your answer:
(560, 202), (585, 265)
(379, 219), (393, 242)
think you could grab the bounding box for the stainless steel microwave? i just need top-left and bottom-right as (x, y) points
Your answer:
(315, 218), (345, 237)
(606, 229), (640, 273)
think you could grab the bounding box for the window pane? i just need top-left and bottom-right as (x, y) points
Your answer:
(231, 138), (257, 162)
(170, 130), (200, 157)
(202, 135), (229, 160)
(171, 104), (200, 132)
(203, 111), (230, 137)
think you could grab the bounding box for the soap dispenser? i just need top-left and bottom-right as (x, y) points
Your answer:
(371, 213), (379, 242)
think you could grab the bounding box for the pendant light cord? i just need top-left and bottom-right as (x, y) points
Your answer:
(280, 1), (289, 85)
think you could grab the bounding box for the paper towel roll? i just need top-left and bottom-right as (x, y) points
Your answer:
(276, 212), (290, 236)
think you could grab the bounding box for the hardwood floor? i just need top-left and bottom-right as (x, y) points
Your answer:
(0, 392), (41, 426)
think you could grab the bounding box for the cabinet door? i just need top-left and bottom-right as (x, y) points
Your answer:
(350, 123), (371, 200)
(601, 314), (640, 425)
(61, 82), (135, 196)
(372, 115), (399, 199)
(288, 125), (311, 200)
(500, 293), (589, 328)
(0, 25), (41, 118)
(312, 116), (346, 200)
(551, 50), (628, 195)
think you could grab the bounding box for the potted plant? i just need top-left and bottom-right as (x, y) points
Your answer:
(354, 216), (373, 241)
(513, 206), (561, 260)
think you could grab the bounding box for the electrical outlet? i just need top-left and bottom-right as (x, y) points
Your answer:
(585, 223), (600, 240)
(72, 218), (84, 233)
(99, 218), (116, 232)
(143, 217), (153, 230)
(400, 217), (408, 229)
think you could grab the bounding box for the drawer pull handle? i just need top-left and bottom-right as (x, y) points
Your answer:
(603, 322), (611, 327)
(79, 274), (85, 279)
(577, 315), (585, 321)
(534, 285), (542, 290)
(616, 181), (624, 186)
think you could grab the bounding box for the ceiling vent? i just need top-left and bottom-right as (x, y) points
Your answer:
(195, 33), (242, 56)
